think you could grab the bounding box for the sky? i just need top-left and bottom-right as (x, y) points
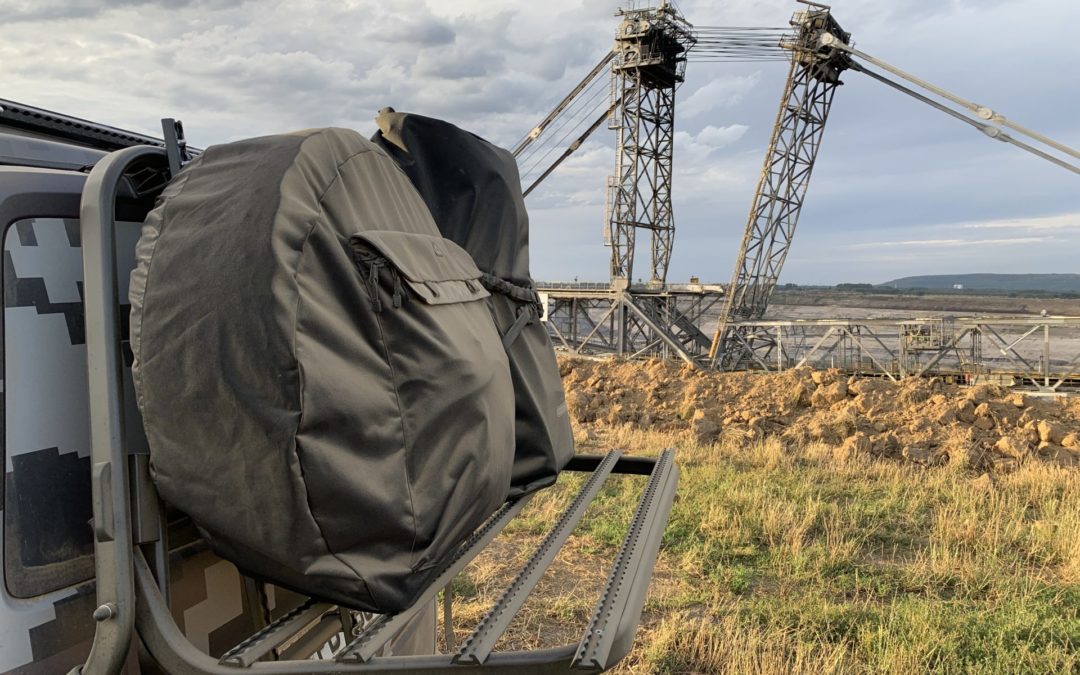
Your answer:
(1, 0), (1077, 284)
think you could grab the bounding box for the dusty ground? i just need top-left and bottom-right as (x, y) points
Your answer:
(437, 358), (1079, 672)
(559, 356), (1080, 472)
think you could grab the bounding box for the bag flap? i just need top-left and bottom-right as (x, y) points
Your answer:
(351, 230), (489, 305)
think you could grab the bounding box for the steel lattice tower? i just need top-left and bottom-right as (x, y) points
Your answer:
(606, 2), (695, 287)
(709, 7), (851, 368)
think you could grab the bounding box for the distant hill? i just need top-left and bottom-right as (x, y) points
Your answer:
(880, 274), (1080, 293)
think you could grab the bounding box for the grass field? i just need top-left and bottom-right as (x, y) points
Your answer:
(445, 425), (1080, 674)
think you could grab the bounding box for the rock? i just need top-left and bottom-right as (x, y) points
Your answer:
(1018, 425), (1040, 446)
(555, 355), (1080, 472)
(1054, 449), (1079, 468)
(835, 433), (871, 462)
(1036, 420), (1064, 444)
(1037, 442), (1080, 467)
(994, 435), (1030, 459)
(855, 395), (878, 415)
(811, 380), (848, 408)
(1006, 393), (1028, 408)
(992, 455), (1019, 472)
(966, 384), (1001, 404)
(789, 381), (811, 407)
(909, 417), (932, 434)
(971, 473), (993, 492)
(872, 432), (900, 456)
(604, 402), (630, 425)
(849, 378), (892, 396)
(946, 443), (986, 470)
(933, 407), (957, 426)
(564, 390), (593, 422)
(690, 409), (720, 444)
(900, 384), (932, 406)
(903, 445), (932, 464)
(808, 420), (833, 441)
(955, 399), (976, 424)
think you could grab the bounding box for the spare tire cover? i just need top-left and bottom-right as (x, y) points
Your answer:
(129, 128), (514, 612)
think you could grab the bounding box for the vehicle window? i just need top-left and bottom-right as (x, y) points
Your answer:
(3, 216), (147, 597)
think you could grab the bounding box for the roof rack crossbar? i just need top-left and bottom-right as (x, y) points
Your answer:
(0, 98), (166, 151)
(0, 98), (204, 156)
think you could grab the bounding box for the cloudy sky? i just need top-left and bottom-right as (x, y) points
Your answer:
(2, 0), (1077, 284)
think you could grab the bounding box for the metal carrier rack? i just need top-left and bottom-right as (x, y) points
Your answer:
(75, 144), (677, 674)
(0, 98), (192, 153)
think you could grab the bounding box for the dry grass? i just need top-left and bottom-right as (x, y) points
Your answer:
(437, 425), (1080, 674)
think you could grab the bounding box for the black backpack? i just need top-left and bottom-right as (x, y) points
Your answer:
(373, 110), (575, 497)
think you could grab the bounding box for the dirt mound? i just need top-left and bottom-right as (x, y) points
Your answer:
(559, 356), (1080, 472)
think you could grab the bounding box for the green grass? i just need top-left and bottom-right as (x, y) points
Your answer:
(448, 425), (1080, 674)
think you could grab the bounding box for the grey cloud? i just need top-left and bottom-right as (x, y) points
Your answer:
(680, 73), (760, 118)
(371, 16), (456, 46)
(414, 49), (500, 79)
(1, 0), (1075, 285)
(0, 0), (243, 22)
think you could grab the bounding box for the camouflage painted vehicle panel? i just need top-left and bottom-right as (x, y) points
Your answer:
(0, 212), (286, 673)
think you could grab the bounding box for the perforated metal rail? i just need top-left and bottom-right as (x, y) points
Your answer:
(218, 598), (332, 667)
(335, 494), (533, 663)
(574, 449), (677, 671)
(128, 451), (676, 673)
(453, 450), (623, 665)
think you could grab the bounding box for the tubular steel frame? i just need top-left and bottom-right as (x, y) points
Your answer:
(708, 7), (851, 369)
(539, 283), (724, 364)
(710, 316), (1080, 393)
(606, 3), (694, 285)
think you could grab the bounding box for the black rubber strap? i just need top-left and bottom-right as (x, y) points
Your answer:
(501, 306), (534, 349)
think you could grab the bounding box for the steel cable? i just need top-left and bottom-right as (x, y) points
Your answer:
(515, 73), (608, 171)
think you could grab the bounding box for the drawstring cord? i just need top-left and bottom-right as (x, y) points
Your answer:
(501, 304), (535, 349)
(352, 244), (386, 313)
(366, 259), (384, 313)
(352, 245), (408, 313)
(391, 267), (403, 309)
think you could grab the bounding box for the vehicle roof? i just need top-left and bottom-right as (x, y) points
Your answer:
(0, 129), (105, 171)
